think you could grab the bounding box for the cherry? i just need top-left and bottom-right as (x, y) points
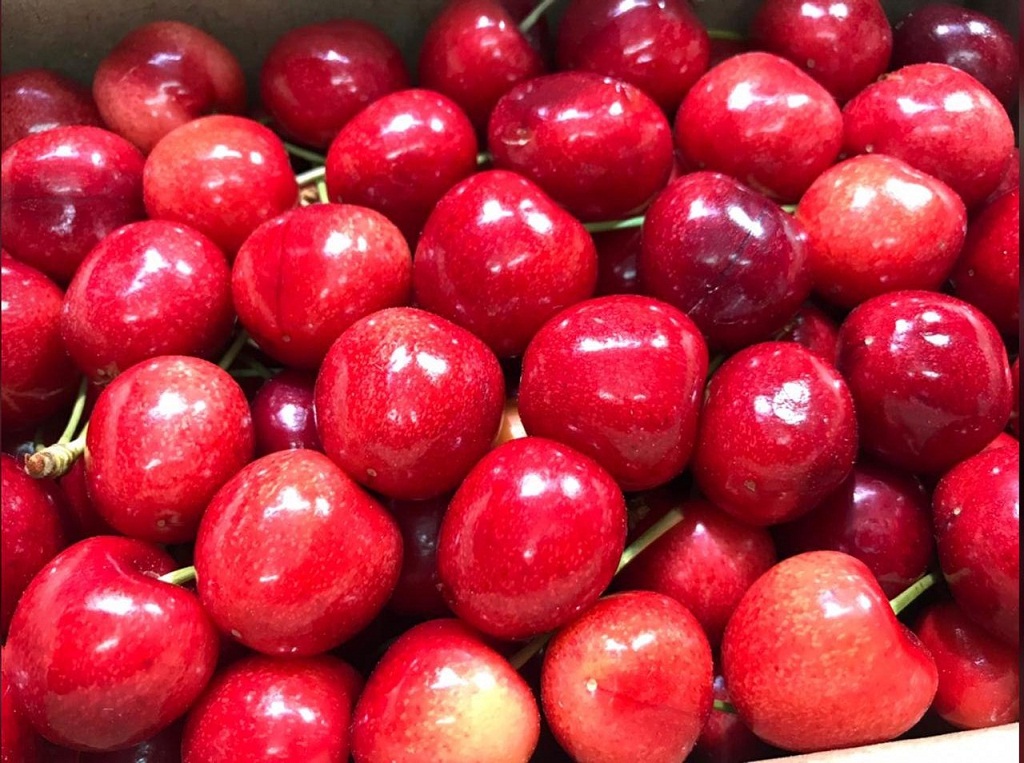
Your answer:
(92, 21), (245, 153)
(932, 444), (1019, 646)
(85, 355), (254, 544)
(488, 71), (673, 221)
(842, 63), (1014, 209)
(618, 497), (776, 648)
(4, 536), (218, 752)
(691, 675), (776, 763)
(182, 654), (361, 762)
(437, 437), (626, 640)
(325, 89), (478, 244)
(350, 619), (540, 763)
(773, 461), (934, 598)
(556, 0), (711, 114)
(674, 52), (842, 202)
(777, 302), (839, 363)
(418, 0), (545, 132)
(987, 146), (1019, 204)
(750, 0), (893, 103)
(722, 551), (937, 752)
(1012, 358), (1020, 437)
(232, 204), (412, 370)
(541, 591), (713, 763)
(143, 115), (297, 256)
(77, 720), (183, 763)
(60, 220), (234, 383)
(57, 460), (116, 540)
(694, 342), (858, 526)
(386, 495), (451, 619)
(315, 307), (505, 500)
(260, 20), (409, 149)
(1, 69), (103, 152)
(707, 38), (750, 68)
(250, 370), (321, 456)
(639, 172), (812, 350)
(413, 169), (598, 358)
(2, 648), (40, 763)
(835, 291), (1012, 475)
(0, 125), (145, 283)
(593, 229), (641, 296)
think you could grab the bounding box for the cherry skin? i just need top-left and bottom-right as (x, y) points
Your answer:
(350, 619), (540, 763)
(92, 21), (245, 153)
(4, 536), (219, 752)
(674, 52), (842, 202)
(61, 220), (234, 383)
(0, 125), (145, 283)
(773, 461), (934, 598)
(722, 551), (938, 752)
(541, 591), (713, 763)
(85, 355), (255, 544)
(593, 229), (641, 296)
(842, 63), (1014, 209)
(418, 0), (545, 132)
(413, 169), (598, 358)
(143, 115), (297, 256)
(694, 342), (858, 526)
(58, 459), (117, 540)
(777, 302), (839, 363)
(386, 495), (451, 619)
(488, 72), (673, 221)
(437, 437), (626, 640)
(556, 0), (711, 114)
(932, 445), (1019, 646)
(750, 0), (893, 103)
(315, 307), (505, 501)
(2, 649), (40, 763)
(835, 291), (1012, 475)
(1, 69), (103, 152)
(325, 89), (478, 244)
(1011, 359), (1019, 437)
(639, 172), (812, 351)
(260, 20), (409, 149)
(232, 204), (413, 370)
(691, 675), (776, 763)
(250, 371), (321, 456)
(519, 295), (707, 491)
(987, 147), (1019, 205)
(77, 721), (183, 763)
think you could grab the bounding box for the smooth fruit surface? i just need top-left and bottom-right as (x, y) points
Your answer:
(1, 68), (103, 152)
(250, 371), (321, 456)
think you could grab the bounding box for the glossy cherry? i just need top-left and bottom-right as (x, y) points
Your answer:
(93, 21), (245, 153)
(777, 302), (839, 363)
(488, 72), (673, 221)
(232, 204), (412, 369)
(593, 229), (641, 296)
(251, 371), (321, 456)
(1, 68), (103, 152)
(386, 495), (451, 619)
(835, 291), (1012, 474)
(691, 675), (776, 763)
(413, 169), (598, 358)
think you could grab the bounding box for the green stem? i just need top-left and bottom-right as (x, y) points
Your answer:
(889, 572), (939, 616)
(780, 204), (796, 214)
(57, 378), (89, 445)
(713, 699), (737, 714)
(316, 179), (330, 204)
(283, 142), (327, 165)
(584, 215), (645, 234)
(229, 368), (273, 380)
(218, 330), (250, 371)
(708, 29), (745, 42)
(25, 425), (88, 479)
(241, 355), (274, 378)
(296, 166), (327, 186)
(476, 151), (492, 166)
(616, 508), (684, 575)
(519, 0), (558, 33)
(509, 632), (552, 669)
(158, 566), (197, 586)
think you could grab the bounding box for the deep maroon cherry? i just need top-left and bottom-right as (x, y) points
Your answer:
(386, 495), (451, 619)
(593, 228), (641, 296)
(674, 52), (842, 202)
(835, 291), (1012, 474)
(691, 675), (777, 763)
(639, 172), (812, 351)
(488, 72), (673, 221)
(232, 204), (412, 369)
(1, 69), (103, 152)
(251, 371), (321, 456)
(414, 169), (598, 358)
(0, 126), (145, 282)
(777, 302), (839, 363)
(93, 21), (245, 153)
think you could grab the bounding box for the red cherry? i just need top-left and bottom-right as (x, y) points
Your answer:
(85, 356), (254, 544)
(488, 72), (673, 221)
(4, 536), (218, 751)
(57, 459), (116, 540)
(842, 63), (1014, 208)
(1, 69), (103, 152)
(983, 432), (1018, 453)
(722, 551), (938, 752)
(232, 204), (412, 370)
(437, 437), (626, 640)
(674, 52), (842, 202)
(593, 228), (641, 296)
(541, 591), (713, 763)
(986, 146), (1019, 205)
(93, 21), (245, 153)
(691, 675), (777, 763)
(143, 115), (297, 256)
(2, 648), (40, 763)
(835, 291), (1012, 474)
(413, 169), (598, 358)
(260, 20), (409, 149)
(776, 302), (839, 363)
(1, 126), (145, 283)
(1011, 358), (1019, 437)
(250, 370), (322, 456)
(315, 307), (505, 500)
(351, 619), (540, 763)
(386, 495), (451, 619)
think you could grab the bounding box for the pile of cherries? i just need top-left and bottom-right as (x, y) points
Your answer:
(1, 0), (1020, 760)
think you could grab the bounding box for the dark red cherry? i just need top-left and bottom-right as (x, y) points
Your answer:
(2, 649), (40, 763)
(835, 291), (1012, 475)
(250, 370), (322, 456)
(93, 21), (245, 153)
(518, 295), (708, 491)
(488, 72), (673, 221)
(593, 228), (641, 296)
(1, 69), (103, 152)
(691, 675), (777, 763)
(639, 172), (812, 351)
(986, 147), (1019, 205)
(1011, 359), (1019, 437)
(260, 20), (409, 149)
(413, 169), (598, 358)
(777, 302), (839, 363)
(57, 459), (116, 540)
(0, 125), (145, 283)
(386, 495), (451, 619)
(674, 52), (842, 202)
(232, 204), (413, 370)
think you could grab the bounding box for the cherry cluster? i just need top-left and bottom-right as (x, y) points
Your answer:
(0, 0), (1019, 761)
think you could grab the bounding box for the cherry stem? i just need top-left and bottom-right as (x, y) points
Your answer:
(519, 0), (558, 34)
(218, 330), (250, 372)
(283, 141), (326, 165)
(25, 425), (88, 479)
(616, 507), (684, 575)
(158, 565), (197, 587)
(57, 377), (89, 445)
(241, 355), (274, 378)
(295, 166), (326, 187)
(713, 699), (737, 714)
(584, 215), (645, 234)
(316, 179), (330, 204)
(476, 151), (492, 166)
(708, 29), (745, 42)
(889, 572), (939, 616)
(780, 204), (796, 214)
(509, 631), (552, 670)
